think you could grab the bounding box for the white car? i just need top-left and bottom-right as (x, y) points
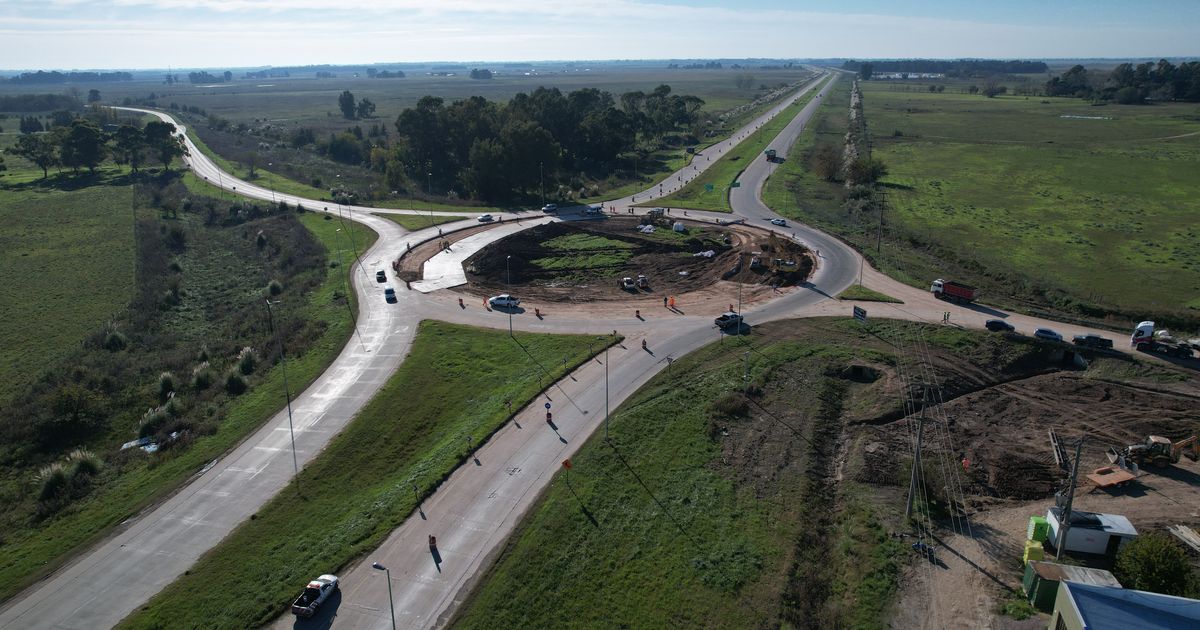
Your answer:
(477, 214), (494, 222)
(541, 203), (558, 213)
(488, 294), (520, 308)
(770, 218), (787, 226)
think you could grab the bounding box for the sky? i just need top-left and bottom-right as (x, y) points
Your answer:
(1, 0), (1197, 71)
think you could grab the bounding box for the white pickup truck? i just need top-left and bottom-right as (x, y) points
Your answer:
(291, 574), (339, 618)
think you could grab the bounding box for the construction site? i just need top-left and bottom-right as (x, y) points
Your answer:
(459, 217), (814, 302)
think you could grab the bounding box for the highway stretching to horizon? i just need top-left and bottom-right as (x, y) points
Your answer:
(0, 68), (1150, 629)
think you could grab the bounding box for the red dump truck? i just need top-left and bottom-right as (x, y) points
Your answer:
(930, 279), (977, 303)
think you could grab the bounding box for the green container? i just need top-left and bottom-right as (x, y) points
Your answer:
(1027, 516), (1049, 542)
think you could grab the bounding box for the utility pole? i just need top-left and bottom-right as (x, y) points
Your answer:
(905, 386), (929, 519)
(264, 300), (299, 492)
(539, 161), (545, 206)
(875, 189), (887, 256)
(1055, 437), (1084, 560)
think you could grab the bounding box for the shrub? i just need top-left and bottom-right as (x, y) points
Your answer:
(267, 279), (283, 295)
(237, 347), (257, 375)
(710, 392), (748, 417)
(139, 405), (171, 438)
(103, 330), (128, 351)
(196, 345), (210, 362)
(158, 371), (175, 401)
(37, 463), (69, 501)
(168, 259), (183, 273)
(256, 230), (267, 248)
(225, 371), (247, 395)
(191, 362), (214, 390)
(67, 449), (103, 478)
(1114, 532), (1195, 597)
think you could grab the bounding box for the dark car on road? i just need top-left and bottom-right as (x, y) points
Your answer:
(1073, 334), (1113, 349)
(985, 319), (1015, 332)
(376, 270), (386, 282)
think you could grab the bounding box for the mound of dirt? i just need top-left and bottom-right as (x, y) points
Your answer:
(462, 217), (812, 302)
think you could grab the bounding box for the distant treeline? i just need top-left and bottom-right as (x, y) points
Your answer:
(0, 70), (133, 84)
(296, 84), (703, 202)
(842, 59), (1048, 76)
(367, 68), (406, 79)
(1045, 60), (1200, 103)
(0, 93), (81, 112)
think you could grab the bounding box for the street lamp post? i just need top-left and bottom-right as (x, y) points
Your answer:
(264, 300), (299, 490)
(602, 336), (610, 440)
(371, 562), (397, 630)
(539, 161), (545, 207)
(506, 256), (513, 337)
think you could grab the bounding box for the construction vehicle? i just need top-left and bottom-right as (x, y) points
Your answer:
(1108, 435), (1199, 468)
(620, 277), (636, 290)
(636, 275), (649, 289)
(1131, 321), (1196, 359)
(764, 149), (778, 162)
(931, 279), (978, 303)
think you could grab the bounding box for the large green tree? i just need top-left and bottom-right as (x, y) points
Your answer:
(8, 134), (58, 178)
(59, 119), (106, 173)
(143, 120), (186, 170)
(111, 124), (146, 173)
(1114, 533), (1196, 597)
(338, 90), (357, 119)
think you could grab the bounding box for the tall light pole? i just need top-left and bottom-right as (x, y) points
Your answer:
(264, 300), (299, 490)
(539, 161), (545, 206)
(601, 335), (610, 440)
(506, 255), (513, 337)
(371, 562), (397, 630)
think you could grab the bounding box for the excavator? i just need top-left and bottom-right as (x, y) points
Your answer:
(1108, 435), (1200, 469)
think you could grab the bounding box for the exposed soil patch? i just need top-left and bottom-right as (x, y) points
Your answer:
(461, 217), (813, 303)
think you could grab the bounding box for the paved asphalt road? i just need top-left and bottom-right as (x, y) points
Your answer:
(3, 69), (1160, 629)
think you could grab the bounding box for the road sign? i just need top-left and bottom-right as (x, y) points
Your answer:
(544, 402), (551, 410)
(562, 459), (572, 469)
(704, 183), (714, 192)
(853, 306), (867, 322)
(730, 182), (742, 188)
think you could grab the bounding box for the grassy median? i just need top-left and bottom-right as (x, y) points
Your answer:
(119, 321), (608, 629)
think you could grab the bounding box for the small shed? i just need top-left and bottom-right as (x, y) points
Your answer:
(1022, 560), (1121, 612)
(1046, 507), (1137, 556)
(1050, 582), (1200, 630)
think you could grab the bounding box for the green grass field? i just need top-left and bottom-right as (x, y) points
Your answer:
(454, 318), (911, 629)
(532, 233), (634, 271)
(646, 75), (829, 212)
(865, 85), (1200, 315)
(0, 205), (375, 605)
(763, 77), (1200, 325)
(0, 183), (135, 405)
(119, 321), (607, 629)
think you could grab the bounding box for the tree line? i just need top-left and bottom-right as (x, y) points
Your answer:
(0, 93), (82, 112)
(0, 70), (133, 84)
(845, 59), (1048, 77)
(6, 118), (186, 178)
(1045, 60), (1200, 103)
(316, 85), (703, 202)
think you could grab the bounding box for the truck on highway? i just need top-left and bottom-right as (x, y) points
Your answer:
(715, 311), (744, 329)
(764, 149), (778, 162)
(291, 574), (339, 618)
(1131, 321), (1196, 359)
(930, 279), (978, 303)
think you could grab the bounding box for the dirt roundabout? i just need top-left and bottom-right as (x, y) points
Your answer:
(454, 217), (814, 303)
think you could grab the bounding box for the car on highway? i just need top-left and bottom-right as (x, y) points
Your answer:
(488, 294), (520, 308)
(984, 319), (1015, 332)
(585, 205), (602, 215)
(770, 218), (787, 227)
(291, 574), (339, 618)
(376, 270), (387, 282)
(384, 287), (396, 303)
(541, 203), (557, 213)
(477, 214), (494, 222)
(1033, 328), (1063, 342)
(1073, 334), (1113, 349)
(646, 207), (665, 217)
